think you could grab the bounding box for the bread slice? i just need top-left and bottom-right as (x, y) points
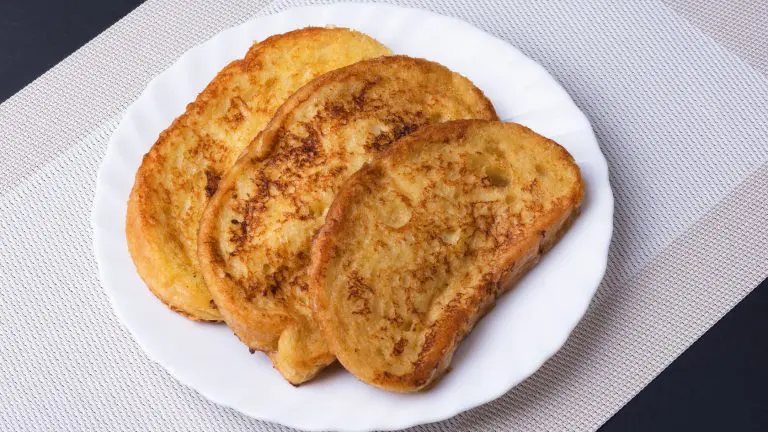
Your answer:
(310, 120), (584, 392)
(126, 28), (390, 321)
(197, 56), (497, 384)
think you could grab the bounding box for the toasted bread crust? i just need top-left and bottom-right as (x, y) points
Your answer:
(198, 57), (498, 384)
(310, 120), (584, 392)
(126, 28), (390, 321)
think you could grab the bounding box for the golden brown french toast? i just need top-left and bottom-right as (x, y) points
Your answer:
(126, 28), (390, 321)
(310, 120), (584, 392)
(197, 56), (497, 384)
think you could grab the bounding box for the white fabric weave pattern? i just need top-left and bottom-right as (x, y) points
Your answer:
(1, 0), (767, 431)
(663, 0), (768, 76)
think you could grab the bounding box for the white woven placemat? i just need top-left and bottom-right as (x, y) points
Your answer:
(1, 0), (767, 430)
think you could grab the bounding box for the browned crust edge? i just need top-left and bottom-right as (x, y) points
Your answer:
(309, 120), (584, 392)
(126, 55), (251, 322)
(126, 27), (376, 322)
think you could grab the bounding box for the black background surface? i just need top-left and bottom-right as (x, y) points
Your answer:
(3, 1), (766, 430)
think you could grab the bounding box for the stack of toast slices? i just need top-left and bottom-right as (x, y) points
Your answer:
(127, 27), (584, 392)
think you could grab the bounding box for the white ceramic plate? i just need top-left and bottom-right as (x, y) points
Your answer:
(92, 3), (613, 431)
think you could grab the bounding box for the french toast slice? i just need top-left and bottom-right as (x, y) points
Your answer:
(197, 56), (497, 384)
(126, 28), (390, 321)
(310, 120), (584, 392)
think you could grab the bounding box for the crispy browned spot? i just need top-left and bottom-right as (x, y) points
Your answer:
(204, 171), (220, 198)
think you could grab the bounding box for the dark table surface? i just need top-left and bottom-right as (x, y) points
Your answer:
(3, 1), (766, 430)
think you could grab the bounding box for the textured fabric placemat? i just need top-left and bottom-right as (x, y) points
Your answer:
(1, 0), (767, 430)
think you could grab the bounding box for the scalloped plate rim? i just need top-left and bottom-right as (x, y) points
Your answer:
(92, 3), (614, 431)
